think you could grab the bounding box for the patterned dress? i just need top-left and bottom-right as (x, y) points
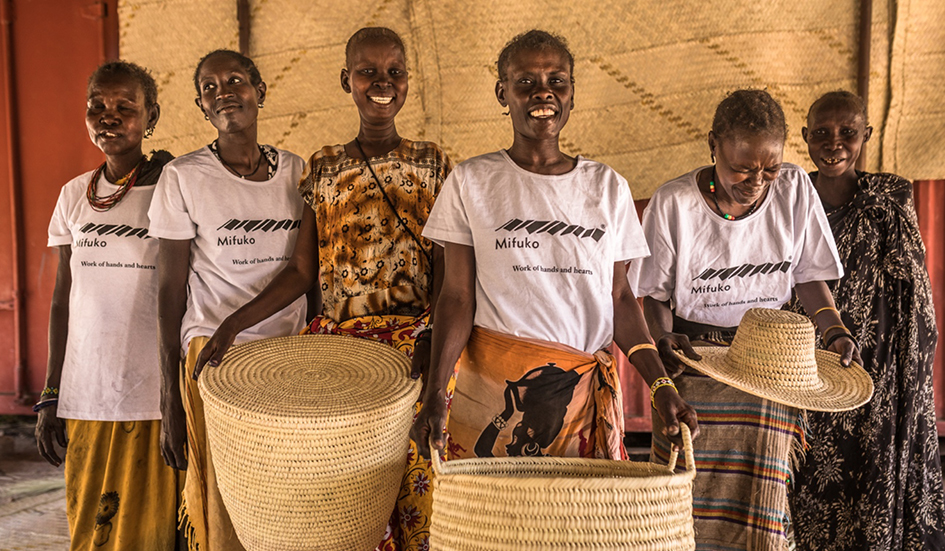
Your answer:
(788, 172), (945, 550)
(299, 139), (450, 323)
(298, 138), (452, 551)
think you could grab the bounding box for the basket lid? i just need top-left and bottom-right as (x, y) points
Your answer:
(199, 334), (417, 423)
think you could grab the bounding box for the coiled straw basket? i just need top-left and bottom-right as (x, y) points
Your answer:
(198, 334), (421, 551)
(430, 424), (695, 550)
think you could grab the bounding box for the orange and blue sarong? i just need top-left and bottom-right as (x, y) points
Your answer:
(447, 326), (627, 461)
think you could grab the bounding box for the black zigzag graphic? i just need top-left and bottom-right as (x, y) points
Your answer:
(216, 219), (301, 232)
(79, 223), (150, 238)
(692, 261), (792, 282)
(496, 218), (605, 242)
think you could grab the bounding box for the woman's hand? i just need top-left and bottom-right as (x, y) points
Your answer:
(794, 281), (862, 366)
(35, 407), (68, 467)
(656, 333), (702, 377)
(411, 243), (477, 460)
(159, 394), (188, 470)
(826, 333), (862, 367)
(410, 338), (432, 397)
(652, 386), (700, 450)
(193, 320), (240, 379)
(411, 392), (448, 460)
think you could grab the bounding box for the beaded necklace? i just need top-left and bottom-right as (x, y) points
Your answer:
(709, 169), (758, 221)
(86, 157), (145, 212)
(219, 145), (264, 179)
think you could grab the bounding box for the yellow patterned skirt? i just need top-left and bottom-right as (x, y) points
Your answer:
(180, 336), (246, 551)
(64, 419), (178, 551)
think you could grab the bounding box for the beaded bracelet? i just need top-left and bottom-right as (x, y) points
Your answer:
(822, 325), (850, 338)
(626, 342), (658, 359)
(649, 377), (678, 407)
(32, 398), (58, 413)
(40, 386), (59, 399)
(824, 330), (858, 350)
(813, 306), (839, 318)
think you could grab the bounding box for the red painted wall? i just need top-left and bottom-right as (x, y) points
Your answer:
(0, 0), (117, 414)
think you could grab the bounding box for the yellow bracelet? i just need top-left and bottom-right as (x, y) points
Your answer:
(813, 306), (839, 318)
(626, 342), (658, 359)
(650, 377), (677, 406)
(822, 324), (850, 337)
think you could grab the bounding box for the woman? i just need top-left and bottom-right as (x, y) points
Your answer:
(412, 30), (698, 465)
(35, 60), (177, 550)
(626, 89), (860, 550)
(789, 90), (945, 549)
(148, 50), (307, 551)
(195, 28), (452, 551)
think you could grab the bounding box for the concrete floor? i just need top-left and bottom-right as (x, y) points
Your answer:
(0, 417), (70, 551)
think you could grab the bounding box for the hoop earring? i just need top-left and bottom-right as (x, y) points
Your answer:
(711, 152), (716, 164)
(501, 110), (509, 116)
(258, 102), (264, 108)
(144, 126), (154, 139)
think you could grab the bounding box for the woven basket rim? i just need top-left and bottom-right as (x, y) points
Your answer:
(435, 467), (696, 488)
(431, 425), (694, 483)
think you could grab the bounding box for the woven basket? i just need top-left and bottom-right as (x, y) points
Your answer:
(198, 334), (421, 551)
(430, 424), (695, 550)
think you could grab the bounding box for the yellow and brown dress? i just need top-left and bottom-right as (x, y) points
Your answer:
(298, 138), (452, 551)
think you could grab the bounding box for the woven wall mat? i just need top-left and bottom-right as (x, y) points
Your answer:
(117, 0), (945, 198)
(118, 0), (238, 156)
(882, 0), (945, 180)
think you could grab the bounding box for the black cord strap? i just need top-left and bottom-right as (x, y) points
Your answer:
(353, 139), (432, 266)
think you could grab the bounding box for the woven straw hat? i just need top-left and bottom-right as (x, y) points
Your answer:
(198, 334), (421, 551)
(674, 308), (873, 412)
(430, 424), (696, 550)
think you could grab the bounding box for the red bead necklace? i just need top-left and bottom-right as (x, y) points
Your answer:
(86, 157), (145, 212)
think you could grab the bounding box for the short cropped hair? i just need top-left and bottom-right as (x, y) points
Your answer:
(192, 50), (263, 95)
(712, 89), (787, 142)
(496, 29), (574, 82)
(345, 27), (407, 68)
(89, 60), (158, 110)
(807, 90), (868, 124)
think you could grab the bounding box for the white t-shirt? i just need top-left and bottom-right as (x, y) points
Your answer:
(423, 150), (649, 352)
(148, 146), (307, 350)
(626, 163), (843, 328)
(48, 171), (162, 421)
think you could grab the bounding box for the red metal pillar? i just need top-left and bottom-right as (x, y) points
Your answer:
(0, 0), (118, 414)
(913, 180), (945, 434)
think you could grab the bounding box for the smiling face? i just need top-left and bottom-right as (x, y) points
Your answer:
(341, 38), (408, 126)
(195, 52), (266, 135)
(85, 74), (156, 158)
(802, 100), (871, 180)
(710, 131), (784, 206)
(496, 47), (574, 143)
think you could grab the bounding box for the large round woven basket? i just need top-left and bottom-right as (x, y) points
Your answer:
(198, 334), (421, 551)
(430, 424), (695, 550)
